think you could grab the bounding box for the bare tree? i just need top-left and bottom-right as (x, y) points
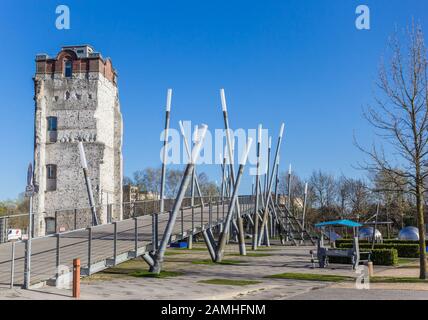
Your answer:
(337, 176), (352, 218)
(356, 23), (428, 279)
(309, 170), (337, 209)
(347, 178), (371, 219)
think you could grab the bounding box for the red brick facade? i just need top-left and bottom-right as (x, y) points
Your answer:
(36, 48), (117, 85)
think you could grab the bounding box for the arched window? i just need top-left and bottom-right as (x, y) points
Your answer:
(64, 60), (72, 78)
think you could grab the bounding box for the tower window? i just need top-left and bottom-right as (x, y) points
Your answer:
(46, 164), (57, 191)
(47, 117), (57, 143)
(47, 117), (57, 131)
(64, 60), (72, 78)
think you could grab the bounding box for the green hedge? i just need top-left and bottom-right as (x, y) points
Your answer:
(328, 249), (398, 266)
(337, 243), (420, 258)
(336, 239), (428, 246)
(383, 239), (428, 245)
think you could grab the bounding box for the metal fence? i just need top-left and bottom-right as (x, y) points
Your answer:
(0, 195), (255, 288)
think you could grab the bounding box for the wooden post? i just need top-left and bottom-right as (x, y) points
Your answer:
(73, 258), (80, 298)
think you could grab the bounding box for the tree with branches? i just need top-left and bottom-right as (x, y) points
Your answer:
(356, 22), (428, 279)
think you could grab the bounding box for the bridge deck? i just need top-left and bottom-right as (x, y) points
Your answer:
(0, 199), (254, 287)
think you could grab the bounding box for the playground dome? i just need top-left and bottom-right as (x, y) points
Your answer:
(398, 226), (419, 241)
(358, 227), (382, 241)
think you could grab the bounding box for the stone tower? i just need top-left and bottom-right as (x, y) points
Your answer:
(33, 45), (123, 236)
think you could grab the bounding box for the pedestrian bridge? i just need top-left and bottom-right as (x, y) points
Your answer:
(0, 196), (256, 288)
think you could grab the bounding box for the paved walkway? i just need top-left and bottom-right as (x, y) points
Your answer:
(3, 243), (414, 300)
(2, 234), (427, 300)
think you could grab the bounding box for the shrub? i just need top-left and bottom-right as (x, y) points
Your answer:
(383, 239), (428, 246)
(336, 239), (428, 246)
(328, 249), (398, 266)
(337, 243), (420, 258)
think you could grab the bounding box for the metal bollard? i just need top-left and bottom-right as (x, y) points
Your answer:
(10, 241), (15, 289)
(72, 258), (80, 298)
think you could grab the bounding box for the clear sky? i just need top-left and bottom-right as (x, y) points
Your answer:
(0, 0), (427, 200)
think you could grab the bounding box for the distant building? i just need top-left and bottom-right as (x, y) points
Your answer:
(123, 185), (160, 203)
(33, 45), (123, 235)
(123, 185), (160, 219)
(277, 195), (303, 209)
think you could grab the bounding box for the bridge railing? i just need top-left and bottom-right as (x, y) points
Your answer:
(0, 195), (255, 288)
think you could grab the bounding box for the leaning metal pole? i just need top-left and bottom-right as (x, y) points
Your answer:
(150, 125), (208, 274)
(179, 121), (205, 206)
(264, 137), (272, 200)
(221, 155), (226, 201)
(258, 123), (285, 246)
(78, 142), (98, 226)
(158, 89), (172, 250)
(252, 124), (262, 250)
(216, 138), (253, 262)
(274, 155), (280, 205)
(220, 89), (246, 256)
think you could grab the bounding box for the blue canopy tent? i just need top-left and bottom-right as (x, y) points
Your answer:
(315, 219), (362, 228)
(314, 219), (362, 244)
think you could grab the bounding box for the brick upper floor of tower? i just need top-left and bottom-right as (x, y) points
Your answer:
(35, 45), (117, 85)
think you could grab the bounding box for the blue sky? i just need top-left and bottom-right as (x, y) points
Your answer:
(0, 0), (427, 200)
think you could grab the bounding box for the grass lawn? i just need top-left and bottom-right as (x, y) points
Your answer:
(265, 272), (355, 282)
(191, 259), (245, 265)
(169, 247), (208, 251)
(247, 246), (282, 251)
(397, 258), (419, 265)
(370, 276), (428, 283)
(130, 270), (184, 278)
(164, 251), (187, 256)
(198, 278), (262, 286)
(229, 253), (272, 257)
